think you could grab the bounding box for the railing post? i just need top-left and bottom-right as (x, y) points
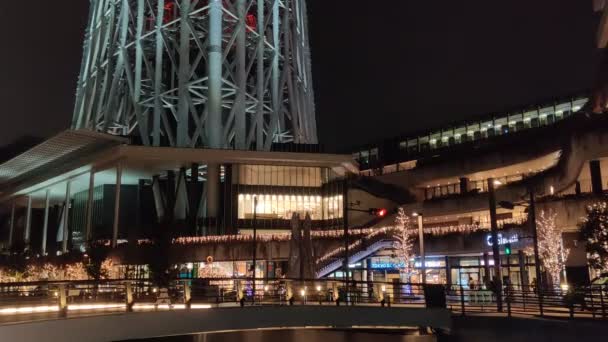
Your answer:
(506, 289), (512, 318)
(460, 285), (465, 316)
(125, 281), (134, 312)
(600, 285), (606, 319)
(538, 289), (544, 317)
(58, 284), (68, 318)
(183, 281), (191, 308)
(590, 287), (596, 318)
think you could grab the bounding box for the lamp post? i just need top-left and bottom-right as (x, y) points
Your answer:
(252, 195), (258, 304)
(499, 185), (544, 315)
(487, 178), (503, 312)
(413, 212), (426, 284)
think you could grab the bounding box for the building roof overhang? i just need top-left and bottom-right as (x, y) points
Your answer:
(0, 131), (357, 202)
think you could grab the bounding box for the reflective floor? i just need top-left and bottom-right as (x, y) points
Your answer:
(124, 328), (437, 342)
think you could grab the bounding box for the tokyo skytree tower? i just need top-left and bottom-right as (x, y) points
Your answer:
(72, 0), (318, 150)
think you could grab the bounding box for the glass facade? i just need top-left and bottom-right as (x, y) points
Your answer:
(354, 96), (588, 169)
(237, 194), (343, 220)
(234, 165), (345, 229)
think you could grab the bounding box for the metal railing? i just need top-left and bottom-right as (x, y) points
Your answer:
(0, 278), (605, 320)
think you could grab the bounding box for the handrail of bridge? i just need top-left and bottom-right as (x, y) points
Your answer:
(0, 278), (605, 321)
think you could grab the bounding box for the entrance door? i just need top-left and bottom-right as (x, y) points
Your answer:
(460, 270), (480, 290)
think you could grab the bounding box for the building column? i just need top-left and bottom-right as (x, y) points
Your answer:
(518, 250), (529, 290)
(112, 164), (123, 248)
(8, 200), (15, 249)
(206, 163), (221, 235)
(459, 177), (469, 194)
(24, 195), (32, 246)
(590, 160), (603, 195)
(62, 180), (71, 253)
(85, 170), (96, 242)
(483, 252), (491, 285)
(445, 256), (452, 285)
(42, 189), (51, 256)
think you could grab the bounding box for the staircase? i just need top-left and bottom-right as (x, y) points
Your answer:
(315, 229), (395, 278)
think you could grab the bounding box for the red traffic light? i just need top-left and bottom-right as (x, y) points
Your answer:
(369, 208), (387, 217)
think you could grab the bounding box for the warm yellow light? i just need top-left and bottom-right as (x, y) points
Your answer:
(264, 285), (269, 292)
(0, 306), (59, 315)
(300, 289), (306, 297)
(316, 285), (321, 292)
(561, 284), (569, 292)
(67, 303), (126, 311)
(381, 285), (386, 292)
(190, 304), (212, 309)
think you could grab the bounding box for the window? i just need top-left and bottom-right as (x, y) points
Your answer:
(555, 102), (571, 119)
(523, 110), (539, 128)
(481, 120), (493, 138)
(454, 126), (467, 144)
(430, 131), (441, 149)
(467, 123), (480, 140)
(238, 165), (322, 187)
(494, 117), (508, 135)
(508, 113), (523, 132)
(407, 138), (418, 154)
(238, 193), (332, 220)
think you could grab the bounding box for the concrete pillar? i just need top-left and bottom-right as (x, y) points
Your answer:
(8, 200), (15, 249)
(24, 196), (32, 245)
(42, 189), (51, 256)
(445, 256), (452, 286)
(459, 177), (469, 194)
(206, 163), (221, 234)
(85, 170), (96, 242)
(62, 180), (71, 253)
(518, 250), (529, 290)
(483, 252), (491, 285)
(590, 160), (603, 195)
(112, 164), (123, 248)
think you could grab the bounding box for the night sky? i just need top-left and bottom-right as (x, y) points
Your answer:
(0, 1), (600, 153)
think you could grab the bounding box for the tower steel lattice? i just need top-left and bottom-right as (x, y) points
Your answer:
(72, 0), (317, 150)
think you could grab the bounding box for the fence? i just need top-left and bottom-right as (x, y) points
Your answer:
(0, 278), (605, 320)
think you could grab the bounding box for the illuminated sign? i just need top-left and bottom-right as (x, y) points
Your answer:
(371, 260), (444, 269)
(486, 233), (518, 247)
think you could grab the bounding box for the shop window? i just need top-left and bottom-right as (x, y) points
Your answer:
(407, 138), (418, 154)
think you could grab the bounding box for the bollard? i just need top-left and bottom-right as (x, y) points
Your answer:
(236, 280), (243, 302)
(460, 285), (465, 316)
(387, 295), (391, 307)
(125, 282), (134, 312)
(332, 282), (339, 303)
(183, 281), (191, 309)
(58, 284), (67, 318)
(286, 281), (294, 305)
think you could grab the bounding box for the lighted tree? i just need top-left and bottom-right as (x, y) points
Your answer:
(393, 207), (415, 276)
(536, 210), (569, 288)
(579, 202), (608, 273)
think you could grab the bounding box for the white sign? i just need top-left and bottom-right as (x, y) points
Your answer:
(486, 233), (518, 247)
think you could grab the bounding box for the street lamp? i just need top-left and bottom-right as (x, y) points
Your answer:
(412, 212), (425, 284)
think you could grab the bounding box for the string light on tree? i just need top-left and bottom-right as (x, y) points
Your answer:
(536, 210), (569, 288)
(579, 202), (608, 273)
(393, 208), (415, 276)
